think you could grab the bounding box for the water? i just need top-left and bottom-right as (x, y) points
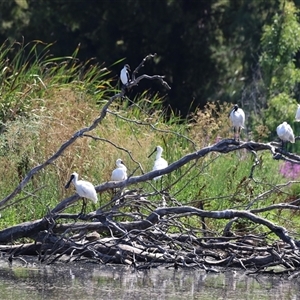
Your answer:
(0, 258), (299, 299)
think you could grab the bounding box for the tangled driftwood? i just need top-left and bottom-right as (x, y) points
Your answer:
(0, 138), (300, 276)
(0, 55), (300, 276)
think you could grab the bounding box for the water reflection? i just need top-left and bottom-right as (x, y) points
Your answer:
(0, 258), (298, 299)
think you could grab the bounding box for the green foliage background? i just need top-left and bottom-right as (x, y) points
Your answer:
(0, 0), (286, 116)
(0, 0), (299, 237)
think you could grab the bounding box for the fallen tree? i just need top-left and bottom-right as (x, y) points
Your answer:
(0, 54), (300, 277)
(0, 137), (299, 276)
(1, 196), (300, 275)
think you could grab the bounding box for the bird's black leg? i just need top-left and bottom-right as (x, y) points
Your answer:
(79, 198), (87, 216)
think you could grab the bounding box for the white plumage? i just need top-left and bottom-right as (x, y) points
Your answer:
(65, 172), (98, 214)
(149, 145), (168, 180)
(295, 104), (300, 122)
(111, 159), (127, 181)
(229, 104), (245, 141)
(276, 122), (295, 143)
(120, 64), (131, 85)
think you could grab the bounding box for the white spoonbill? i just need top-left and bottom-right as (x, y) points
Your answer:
(111, 159), (127, 181)
(120, 64), (131, 86)
(276, 122), (295, 149)
(295, 104), (300, 122)
(229, 104), (245, 141)
(148, 145), (168, 180)
(65, 172), (98, 215)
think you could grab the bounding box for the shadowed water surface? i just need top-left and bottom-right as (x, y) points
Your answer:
(0, 258), (299, 299)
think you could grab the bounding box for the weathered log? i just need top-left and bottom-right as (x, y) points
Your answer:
(0, 218), (50, 244)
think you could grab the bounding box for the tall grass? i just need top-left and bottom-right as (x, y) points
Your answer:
(0, 40), (298, 235)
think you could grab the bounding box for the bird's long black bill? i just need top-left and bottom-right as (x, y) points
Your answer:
(148, 148), (156, 158)
(228, 107), (234, 117)
(65, 177), (72, 189)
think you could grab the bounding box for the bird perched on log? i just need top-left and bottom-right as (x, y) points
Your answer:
(111, 159), (127, 182)
(276, 121), (295, 149)
(229, 104), (245, 141)
(148, 145), (168, 181)
(120, 64), (131, 86)
(295, 104), (300, 122)
(65, 172), (98, 215)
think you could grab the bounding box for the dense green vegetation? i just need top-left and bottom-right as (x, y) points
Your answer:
(0, 1), (299, 240)
(0, 40), (297, 238)
(0, 0), (298, 118)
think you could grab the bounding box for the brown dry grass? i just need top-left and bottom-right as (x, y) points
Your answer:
(189, 101), (236, 147)
(0, 84), (241, 211)
(0, 92), (240, 204)
(18, 88), (167, 201)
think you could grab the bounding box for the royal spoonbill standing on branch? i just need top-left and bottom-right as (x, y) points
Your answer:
(229, 104), (245, 141)
(120, 64), (131, 86)
(111, 159), (127, 196)
(276, 121), (295, 149)
(148, 145), (168, 181)
(111, 159), (127, 181)
(65, 172), (98, 215)
(295, 104), (300, 122)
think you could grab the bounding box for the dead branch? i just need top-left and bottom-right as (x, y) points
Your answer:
(1, 54), (300, 276)
(47, 138), (300, 214)
(1, 203), (300, 274)
(106, 109), (197, 150)
(0, 205), (298, 247)
(0, 54), (169, 209)
(1, 134), (299, 273)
